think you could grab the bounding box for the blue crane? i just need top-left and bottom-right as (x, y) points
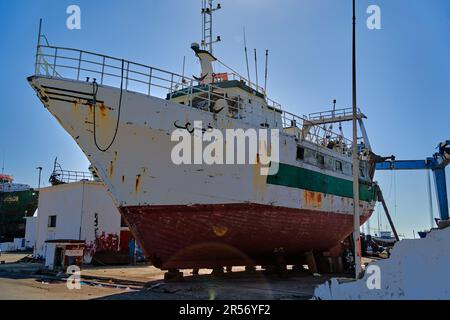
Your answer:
(375, 141), (450, 222)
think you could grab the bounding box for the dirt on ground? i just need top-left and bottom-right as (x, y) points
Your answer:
(0, 253), (354, 300)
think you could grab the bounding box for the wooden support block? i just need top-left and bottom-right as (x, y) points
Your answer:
(164, 269), (184, 282)
(305, 251), (318, 274)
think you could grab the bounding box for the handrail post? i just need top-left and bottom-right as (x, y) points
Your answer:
(77, 51), (82, 81)
(100, 56), (105, 85)
(189, 80), (193, 107)
(237, 95), (241, 119)
(52, 48), (58, 77)
(35, 46), (40, 75)
(125, 61), (130, 90)
(169, 74), (174, 100)
(208, 85), (211, 109)
(148, 68), (153, 96)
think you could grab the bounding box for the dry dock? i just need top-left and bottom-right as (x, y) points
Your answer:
(0, 253), (352, 300)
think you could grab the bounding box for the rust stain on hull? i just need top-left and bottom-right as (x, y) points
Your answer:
(304, 191), (323, 209)
(135, 174), (142, 194)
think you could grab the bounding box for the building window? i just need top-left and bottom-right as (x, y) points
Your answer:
(48, 215), (57, 228)
(296, 147), (305, 161)
(335, 160), (343, 172)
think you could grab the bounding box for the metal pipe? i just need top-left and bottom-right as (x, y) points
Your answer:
(36, 167), (43, 189)
(254, 49), (259, 91)
(264, 49), (269, 95)
(376, 186), (400, 241)
(351, 0), (362, 278)
(427, 170), (435, 228)
(35, 19), (42, 75)
(243, 27), (251, 83)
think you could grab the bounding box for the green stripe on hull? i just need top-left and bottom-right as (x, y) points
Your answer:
(267, 163), (377, 202)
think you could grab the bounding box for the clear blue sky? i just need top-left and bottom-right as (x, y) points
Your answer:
(1, 0), (449, 238)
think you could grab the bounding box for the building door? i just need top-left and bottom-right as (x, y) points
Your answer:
(54, 247), (64, 269)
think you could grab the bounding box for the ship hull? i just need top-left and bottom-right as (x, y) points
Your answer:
(121, 203), (370, 269)
(0, 190), (39, 241)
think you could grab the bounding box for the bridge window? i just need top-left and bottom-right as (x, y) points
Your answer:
(296, 147), (305, 161)
(336, 160), (343, 172)
(316, 154), (325, 166)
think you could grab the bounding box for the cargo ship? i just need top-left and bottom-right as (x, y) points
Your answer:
(28, 2), (378, 270)
(0, 174), (39, 242)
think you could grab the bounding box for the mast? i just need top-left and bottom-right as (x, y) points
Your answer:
(201, 0), (221, 54)
(351, 0), (362, 278)
(264, 49), (269, 95)
(254, 49), (259, 89)
(243, 27), (251, 83)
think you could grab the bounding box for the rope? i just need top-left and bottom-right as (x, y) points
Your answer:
(92, 59), (125, 153)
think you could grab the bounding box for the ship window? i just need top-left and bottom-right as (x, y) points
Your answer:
(296, 147), (305, 161)
(316, 154), (325, 166)
(335, 160), (343, 172)
(48, 215), (57, 228)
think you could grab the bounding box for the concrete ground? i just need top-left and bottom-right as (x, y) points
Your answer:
(0, 253), (355, 300)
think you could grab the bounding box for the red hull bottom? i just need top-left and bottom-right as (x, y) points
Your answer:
(120, 204), (370, 270)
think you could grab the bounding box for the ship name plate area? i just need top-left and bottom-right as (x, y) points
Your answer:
(179, 304), (271, 318)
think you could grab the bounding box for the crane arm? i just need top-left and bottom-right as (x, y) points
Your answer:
(374, 141), (449, 221)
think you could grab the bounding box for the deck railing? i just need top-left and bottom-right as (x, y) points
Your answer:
(35, 44), (354, 156)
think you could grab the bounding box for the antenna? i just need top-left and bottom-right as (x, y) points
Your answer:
(201, 0), (222, 54)
(330, 99), (337, 131)
(182, 55), (186, 85)
(1, 151), (4, 175)
(254, 49), (259, 90)
(264, 49), (269, 95)
(243, 27), (251, 83)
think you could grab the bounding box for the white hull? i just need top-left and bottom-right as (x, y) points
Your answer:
(29, 76), (375, 218)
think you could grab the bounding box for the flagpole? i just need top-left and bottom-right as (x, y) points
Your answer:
(352, 0), (362, 278)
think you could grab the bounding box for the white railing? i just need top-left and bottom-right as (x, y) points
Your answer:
(309, 107), (363, 121)
(35, 44), (354, 156)
(282, 110), (353, 156)
(35, 44), (254, 118)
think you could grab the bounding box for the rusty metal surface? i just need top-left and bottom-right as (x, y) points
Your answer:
(121, 203), (371, 270)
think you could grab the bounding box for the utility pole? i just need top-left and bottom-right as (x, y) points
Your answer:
(352, 0), (362, 278)
(36, 167), (43, 188)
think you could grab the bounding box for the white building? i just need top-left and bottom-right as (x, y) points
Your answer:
(24, 215), (38, 250)
(32, 181), (132, 269)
